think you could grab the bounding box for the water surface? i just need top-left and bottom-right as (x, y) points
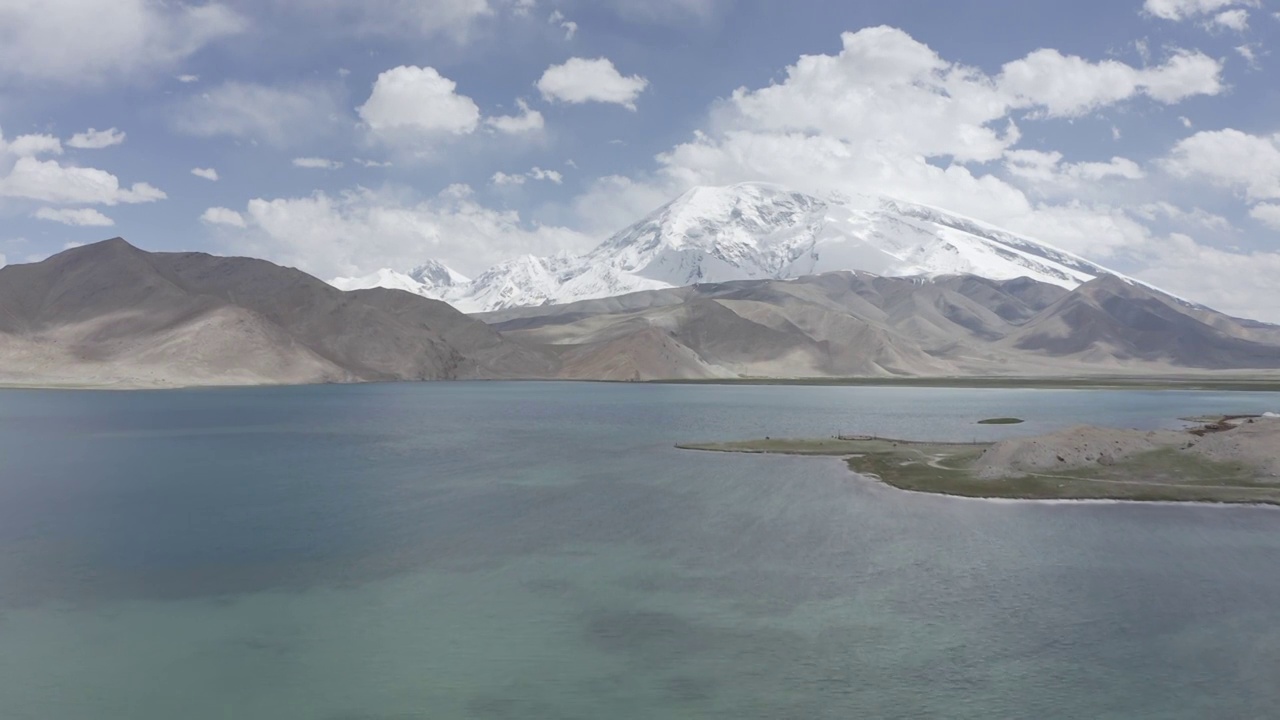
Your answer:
(1, 383), (1277, 719)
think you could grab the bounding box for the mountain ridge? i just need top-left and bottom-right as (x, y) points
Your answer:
(0, 238), (556, 388)
(2, 239), (1277, 389)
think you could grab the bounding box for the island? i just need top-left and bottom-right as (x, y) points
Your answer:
(678, 415), (1280, 505)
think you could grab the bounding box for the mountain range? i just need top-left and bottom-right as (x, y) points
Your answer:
(1, 182), (1278, 388)
(0, 239), (554, 388)
(333, 182), (1139, 313)
(483, 271), (1280, 381)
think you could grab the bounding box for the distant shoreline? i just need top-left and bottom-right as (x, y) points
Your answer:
(4, 375), (1280, 393)
(678, 417), (1280, 506)
(650, 376), (1280, 392)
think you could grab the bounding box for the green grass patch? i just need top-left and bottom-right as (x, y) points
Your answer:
(678, 436), (1280, 505)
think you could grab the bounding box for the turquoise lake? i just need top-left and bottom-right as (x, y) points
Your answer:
(1, 382), (1278, 719)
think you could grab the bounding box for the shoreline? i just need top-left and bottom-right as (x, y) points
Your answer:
(679, 417), (1280, 506)
(5, 374), (1280, 393)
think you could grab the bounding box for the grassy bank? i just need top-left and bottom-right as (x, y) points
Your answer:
(677, 437), (1280, 505)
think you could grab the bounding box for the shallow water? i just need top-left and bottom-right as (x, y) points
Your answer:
(1, 383), (1278, 719)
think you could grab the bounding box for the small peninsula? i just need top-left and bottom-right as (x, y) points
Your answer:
(678, 415), (1280, 505)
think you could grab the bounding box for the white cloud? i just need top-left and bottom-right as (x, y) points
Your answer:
(191, 167), (219, 181)
(998, 48), (1223, 116)
(563, 27), (1225, 270)
(1213, 8), (1250, 29)
(537, 57), (648, 109)
(549, 10), (578, 39)
(491, 171), (525, 186)
(491, 166), (563, 185)
(1162, 129), (1280, 201)
(714, 27), (1220, 171)
(355, 158), (393, 168)
(1179, 116), (1194, 128)
(1134, 201), (1235, 234)
(1249, 203), (1280, 230)
(67, 127), (126, 150)
(1143, 0), (1256, 21)
(169, 82), (343, 145)
(0, 157), (165, 205)
(1137, 233), (1280, 323)
(293, 157), (345, 170)
(485, 99), (545, 134)
(213, 186), (592, 279)
(359, 65), (481, 137)
(1005, 150), (1145, 187)
(0, 0), (245, 87)
(33, 207), (114, 227)
(1235, 44), (1260, 68)
(177, 74), (200, 83)
(0, 129), (62, 157)
(201, 206), (247, 228)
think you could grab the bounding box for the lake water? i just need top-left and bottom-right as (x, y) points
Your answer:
(1, 382), (1278, 719)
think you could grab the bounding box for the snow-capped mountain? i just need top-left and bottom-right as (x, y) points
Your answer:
(332, 261), (470, 296)
(332, 182), (1133, 313)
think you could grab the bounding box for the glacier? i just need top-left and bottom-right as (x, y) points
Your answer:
(330, 182), (1132, 313)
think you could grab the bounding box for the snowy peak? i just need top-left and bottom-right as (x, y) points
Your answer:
(611, 182), (828, 253)
(590, 183), (830, 287)
(409, 259), (469, 290)
(329, 182), (1142, 313)
(330, 268), (426, 295)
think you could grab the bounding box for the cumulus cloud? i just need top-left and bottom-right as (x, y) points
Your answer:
(201, 206), (247, 228)
(33, 207), (115, 226)
(0, 129), (62, 158)
(486, 99), (546, 134)
(358, 66), (547, 152)
(491, 166), (564, 186)
(537, 57), (649, 109)
(1213, 8), (1251, 29)
(67, 128), (126, 150)
(561, 26), (1233, 281)
(549, 10), (578, 39)
(1137, 233), (1280, 322)
(1143, 0), (1256, 21)
(714, 28), (1220, 170)
(209, 186), (593, 279)
(292, 157), (344, 169)
(169, 82), (343, 146)
(358, 65), (481, 141)
(191, 167), (219, 181)
(998, 48), (1222, 117)
(1249, 203), (1280, 230)
(1161, 128), (1280, 201)
(0, 0), (245, 87)
(0, 157), (165, 205)
(1134, 201), (1235, 234)
(1005, 150), (1145, 186)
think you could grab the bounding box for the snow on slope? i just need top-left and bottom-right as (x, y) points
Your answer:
(331, 183), (1133, 313)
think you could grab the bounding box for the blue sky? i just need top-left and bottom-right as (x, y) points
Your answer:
(2, 0), (1279, 319)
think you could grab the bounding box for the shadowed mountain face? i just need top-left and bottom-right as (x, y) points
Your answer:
(0, 239), (555, 388)
(484, 272), (1280, 381)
